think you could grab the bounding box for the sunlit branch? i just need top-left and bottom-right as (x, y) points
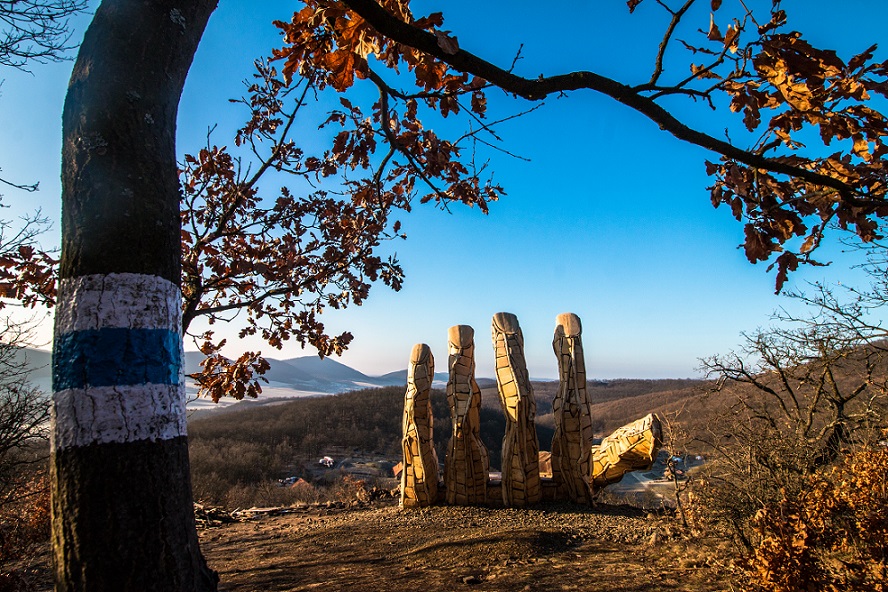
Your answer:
(367, 68), (450, 204)
(340, 0), (865, 199)
(0, 173), (38, 193)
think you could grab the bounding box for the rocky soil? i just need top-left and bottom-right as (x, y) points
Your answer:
(6, 500), (734, 591)
(200, 501), (733, 592)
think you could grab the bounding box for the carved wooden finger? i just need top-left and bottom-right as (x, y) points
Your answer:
(444, 325), (489, 505)
(551, 313), (595, 504)
(401, 343), (439, 508)
(492, 312), (541, 507)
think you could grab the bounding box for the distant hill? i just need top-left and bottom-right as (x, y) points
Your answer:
(280, 355), (375, 383)
(185, 351), (409, 396)
(23, 348), (424, 398)
(251, 355), (408, 392)
(11, 347), (52, 394)
(17, 347), (705, 424)
(376, 369), (450, 386)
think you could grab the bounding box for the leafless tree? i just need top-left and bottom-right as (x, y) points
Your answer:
(0, 315), (49, 509)
(0, 198), (51, 508)
(693, 263), (888, 548)
(1, 1), (87, 191)
(0, 0), (86, 69)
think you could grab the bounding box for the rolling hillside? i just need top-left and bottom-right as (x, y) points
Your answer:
(186, 377), (708, 507)
(22, 347), (506, 401)
(23, 348), (421, 398)
(183, 352), (410, 394)
(11, 347), (52, 394)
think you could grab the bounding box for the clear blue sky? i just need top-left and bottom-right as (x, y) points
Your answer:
(1, 1), (886, 379)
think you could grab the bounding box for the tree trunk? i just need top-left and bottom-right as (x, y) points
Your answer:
(53, 1), (218, 590)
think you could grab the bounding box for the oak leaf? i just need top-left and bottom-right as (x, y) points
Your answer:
(723, 23), (739, 53)
(324, 49), (363, 91)
(470, 90), (487, 116)
(799, 232), (819, 254)
(743, 224), (776, 263)
(434, 30), (459, 55)
(413, 12), (444, 30)
(848, 44), (877, 71)
(708, 14), (723, 42)
(414, 57), (448, 90)
(769, 252), (798, 293)
(852, 134), (872, 161)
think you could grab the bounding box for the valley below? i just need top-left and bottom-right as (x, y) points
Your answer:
(11, 350), (881, 591)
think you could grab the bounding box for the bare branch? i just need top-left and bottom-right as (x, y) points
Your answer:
(0, 0), (87, 69)
(649, 0), (697, 85)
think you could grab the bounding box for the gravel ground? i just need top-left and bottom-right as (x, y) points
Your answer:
(199, 501), (731, 592)
(5, 500), (730, 591)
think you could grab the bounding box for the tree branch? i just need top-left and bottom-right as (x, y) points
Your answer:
(649, 0), (696, 86)
(340, 0), (864, 198)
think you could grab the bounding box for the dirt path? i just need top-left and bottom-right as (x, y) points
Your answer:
(200, 502), (731, 592)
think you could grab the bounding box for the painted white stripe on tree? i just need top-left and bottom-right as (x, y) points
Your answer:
(55, 272), (181, 334)
(52, 272), (186, 450)
(52, 383), (187, 450)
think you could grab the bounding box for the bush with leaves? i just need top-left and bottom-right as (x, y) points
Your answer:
(746, 446), (887, 592)
(0, 473), (49, 564)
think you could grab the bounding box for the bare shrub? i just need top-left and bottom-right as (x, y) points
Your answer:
(0, 472), (50, 563)
(328, 475), (371, 503)
(694, 323), (888, 549)
(0, 319), (50, 509)
(688, 258), (888, 587)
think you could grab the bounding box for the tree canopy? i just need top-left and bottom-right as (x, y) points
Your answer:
(150, 0), (888, 399)
(274, 0), (887, 291)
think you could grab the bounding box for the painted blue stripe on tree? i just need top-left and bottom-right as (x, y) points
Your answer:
(53, 328), (181, 392)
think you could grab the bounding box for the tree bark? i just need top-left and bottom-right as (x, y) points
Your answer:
(53, 1), (218, 590)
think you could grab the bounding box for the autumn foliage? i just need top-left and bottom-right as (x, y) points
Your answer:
(747, 446), (888, 592)
(179, 40), (505, 400)
(179, 0), (888, 397)
(180, 0), (520, 400)
(702, 8), (888, 290)
(320, 0), (888, 292)
(271, 0), (502, 212)
(178, 64), (406, 400)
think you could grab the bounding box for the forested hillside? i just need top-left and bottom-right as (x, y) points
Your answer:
(187, 379), (698, 506)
